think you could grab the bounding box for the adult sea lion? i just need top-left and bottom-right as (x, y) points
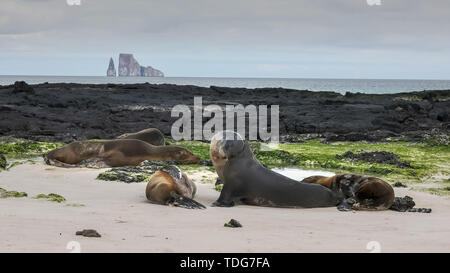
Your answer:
(210, 131), (341, 208)
(145, 165), (206, 209)
(45, 139), (200, 168)
(301, 174), (395, 211)
(116, 128), (165, 146)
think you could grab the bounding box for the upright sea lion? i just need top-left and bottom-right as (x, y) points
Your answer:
(45, 139), (200, 168)
(301, 174), (395, 211)
(210, 131), (341, 208)
(116, 128), (165, 146)
(145, 165), (206, 209)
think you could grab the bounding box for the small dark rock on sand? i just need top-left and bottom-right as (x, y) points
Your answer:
(390, 196), (416, 212)
(76, 229), (101, 238)
(336, 151), (413, 169)
(389, 196), (432, 213)
(393, 182), (408, 188)
(224, 219), (242, 228)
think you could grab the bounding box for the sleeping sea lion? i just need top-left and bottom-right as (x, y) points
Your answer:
(145, 165), (206, 209)
(210, 131), (342, 208)
(301, 174), (395, 211)
(116, 128), (165, 146)
(45, 139), (200, 168)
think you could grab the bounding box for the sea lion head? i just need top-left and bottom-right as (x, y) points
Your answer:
(210, 131), (246, 162)
(160, 165), (183, 180)
(167, 146), (201, 164)
(159, 165), (196, 198)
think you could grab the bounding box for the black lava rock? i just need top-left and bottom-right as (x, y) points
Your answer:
(390, 196), (416, 212)
(13, 81), (34, 94)
(224, 219), (242, 228)
(393, 182), (408, 188)
(336, 151), (413, 169)
(76, 229), (101, 238)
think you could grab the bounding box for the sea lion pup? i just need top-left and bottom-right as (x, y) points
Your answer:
(116, 128), (165, 146)
(45, 139), (200, 168)
(145, 165), (206, 209)
(301, 174), (395, 211)
(210, 131), (341, 208)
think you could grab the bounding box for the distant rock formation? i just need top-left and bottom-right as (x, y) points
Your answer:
(118, 54), (141, 77)
(116, 53), (164, 77)
(106, 57), (116, 77)
(140, 66), (164, 77)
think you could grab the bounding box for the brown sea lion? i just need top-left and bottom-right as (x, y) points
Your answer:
(45, 139), (200, 168)
(146, 165), (206, 209)
(116, 128), (165, 146)
(210, 131), (341, 208)
(301, 174), (395, 211)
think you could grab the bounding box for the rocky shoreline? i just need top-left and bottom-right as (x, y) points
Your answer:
(0, 81), (449, 143)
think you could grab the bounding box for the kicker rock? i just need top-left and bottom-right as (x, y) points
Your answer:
(118, 53), (164, 77)
(118, 53), (141, 77)
(140, 66), (164, 77)
(106, 57), (116, 77)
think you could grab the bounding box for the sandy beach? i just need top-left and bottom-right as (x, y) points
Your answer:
(1, 160), (449, 253)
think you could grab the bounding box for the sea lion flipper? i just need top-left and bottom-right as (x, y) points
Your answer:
(337, 198), (355, 212)
(212, 182), (236, 207)
(167, 191), (206, 209)
(212, 200), (235, 207)
(45, 156), (78, 168)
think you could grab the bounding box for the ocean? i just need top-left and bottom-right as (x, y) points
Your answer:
(1, 75), (450, 94)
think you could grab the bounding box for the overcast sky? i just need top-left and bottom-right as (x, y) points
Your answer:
(0, 0), (449, 79)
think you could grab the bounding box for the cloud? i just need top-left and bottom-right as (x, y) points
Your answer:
(0, 0), (449, 78)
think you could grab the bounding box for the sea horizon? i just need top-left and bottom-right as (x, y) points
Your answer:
(2, 75), (450, 94)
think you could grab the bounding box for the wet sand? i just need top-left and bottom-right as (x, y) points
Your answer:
(1, 161), (449, 253)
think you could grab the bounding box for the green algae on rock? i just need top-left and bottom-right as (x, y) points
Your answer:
(0, 138), (63, 159)
(0, 187), (28, 198)
(96, 160), (170, 183)
(35, 193), (66, 203)
(224, 219), (243, 228)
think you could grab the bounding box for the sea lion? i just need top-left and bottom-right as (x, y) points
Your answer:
(145, 165), (206, 209)
(301, 174), (395, 211)
(45, 139), (200, 168)
(210, 131), (341, 208)
(116, 128), (165, 146)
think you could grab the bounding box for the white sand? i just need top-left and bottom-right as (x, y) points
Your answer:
(1, 161), (449, 253)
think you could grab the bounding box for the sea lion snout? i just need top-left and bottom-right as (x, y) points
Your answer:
(211, 131), (245, 159)
(210, 139), (227, 161)
(179, 150), (201, 164)
(167, 146), (200, 164)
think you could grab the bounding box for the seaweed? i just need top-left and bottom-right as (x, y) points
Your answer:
(35, 193), (66, 203)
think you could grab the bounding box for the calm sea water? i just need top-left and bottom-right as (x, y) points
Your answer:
(272, 168), (335, 181)
(1, 75), (450, 94)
